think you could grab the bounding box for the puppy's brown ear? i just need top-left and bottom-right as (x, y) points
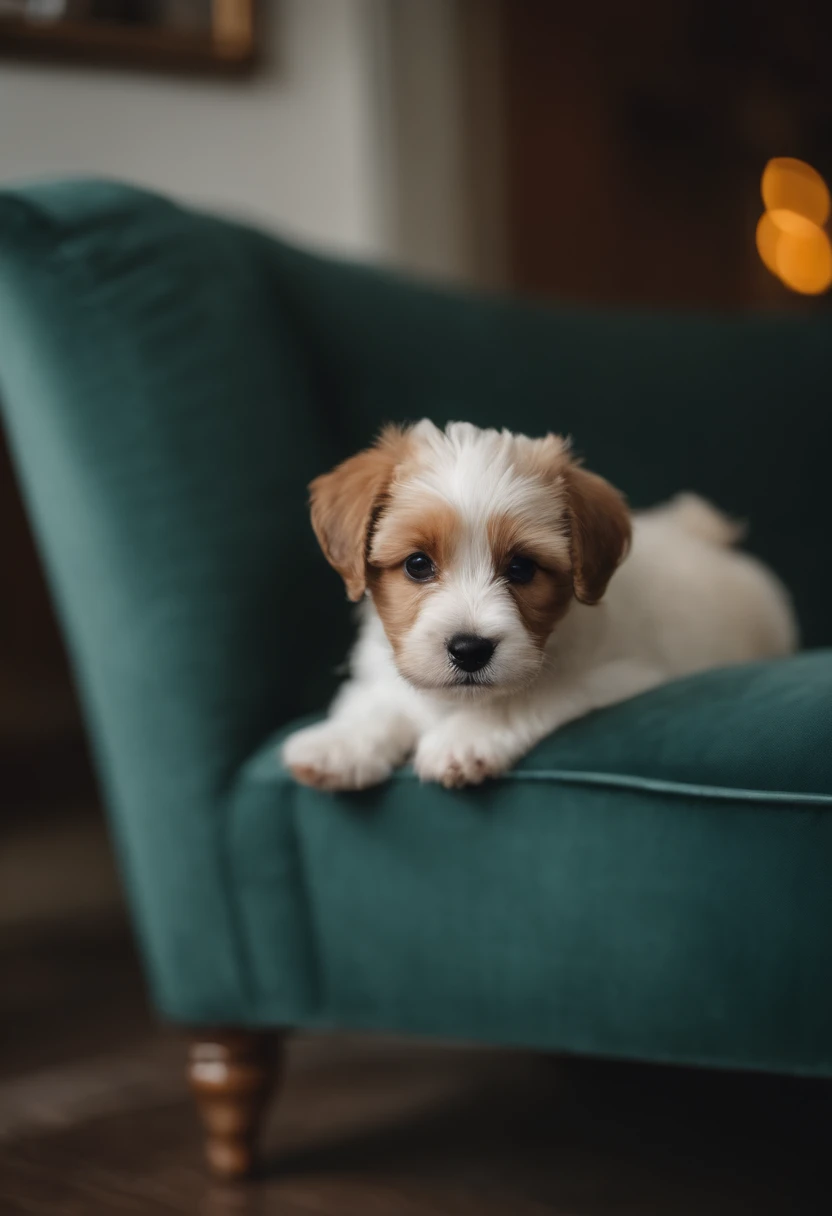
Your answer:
(309, 426), (409, 601)
(564, 463), (631, 605)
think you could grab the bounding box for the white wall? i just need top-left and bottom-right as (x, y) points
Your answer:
(382, 0), (505, 288)
(0, 0), (388, 259)
(0, 0), (506, 282)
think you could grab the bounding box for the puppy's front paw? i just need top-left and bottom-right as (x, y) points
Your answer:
(282, 721), (410, 791)
(414, 720), (519, 789)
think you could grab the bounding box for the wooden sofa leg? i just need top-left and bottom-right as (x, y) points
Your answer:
(187, 1029), (284, 1180)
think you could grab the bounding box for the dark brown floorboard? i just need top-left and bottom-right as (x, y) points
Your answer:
(1, 809), (829, 1214)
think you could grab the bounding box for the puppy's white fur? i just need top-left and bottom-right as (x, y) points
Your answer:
(283, 421), (796, 790)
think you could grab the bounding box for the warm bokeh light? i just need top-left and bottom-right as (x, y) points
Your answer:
(767, 208), (820, 238)
(775, 225), (832, 295)
(762, 158), (830, 228)
(757, 158), (832, 294)
(755, 212), (781, 275)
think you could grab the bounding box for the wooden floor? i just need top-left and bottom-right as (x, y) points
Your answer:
(1, 805), (829, 1215)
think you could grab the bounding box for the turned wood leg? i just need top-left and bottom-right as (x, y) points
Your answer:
(187, 1029), (284, 1180)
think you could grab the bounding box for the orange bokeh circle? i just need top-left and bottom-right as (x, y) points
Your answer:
(767, 208), (820, 238)
(762, 158), (830, 227)
(755, 212), (781, 275)
(775, 224), (832, 295)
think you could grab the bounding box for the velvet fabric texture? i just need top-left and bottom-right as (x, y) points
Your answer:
(1, 180), (830, 1074)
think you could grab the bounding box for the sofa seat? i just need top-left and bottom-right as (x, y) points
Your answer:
(232, 652), (832, 1076)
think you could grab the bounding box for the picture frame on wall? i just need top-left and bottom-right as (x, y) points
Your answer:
(0, 1), (257, 75)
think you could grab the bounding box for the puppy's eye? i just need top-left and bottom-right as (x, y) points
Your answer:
(506, 555), (536, 585)
(404, 552), (435, 582)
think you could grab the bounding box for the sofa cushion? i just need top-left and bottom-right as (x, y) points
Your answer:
(232, 652), (832, 1075)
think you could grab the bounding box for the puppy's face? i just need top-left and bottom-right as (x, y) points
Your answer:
(309, 421), (630, 698)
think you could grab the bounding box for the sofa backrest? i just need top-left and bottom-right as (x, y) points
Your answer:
(1, 179), (829, 808)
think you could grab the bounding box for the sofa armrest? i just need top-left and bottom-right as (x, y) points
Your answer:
(0, 182), (330, 1016)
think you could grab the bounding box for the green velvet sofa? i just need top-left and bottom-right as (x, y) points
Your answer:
(1, 179), (831, 1178)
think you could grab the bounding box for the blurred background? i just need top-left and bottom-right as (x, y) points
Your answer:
(1, 2), (831, 1210)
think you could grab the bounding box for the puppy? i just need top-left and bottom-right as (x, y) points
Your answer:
(283, 421), (796, 790)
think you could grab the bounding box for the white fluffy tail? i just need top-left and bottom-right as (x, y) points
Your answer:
(652, 493), (746, 547)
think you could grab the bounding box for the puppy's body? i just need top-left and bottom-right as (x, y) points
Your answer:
(284, 422), (796, 790)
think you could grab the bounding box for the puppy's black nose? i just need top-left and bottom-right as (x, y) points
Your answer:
(448, 633), (496, 673)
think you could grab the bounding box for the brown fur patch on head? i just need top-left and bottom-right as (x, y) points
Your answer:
(487, 512), (570, 576)
(510, 566), (575, 647)
(366, 566), (426, 654)
(563, 463), (631, 605)
(309, 425), (412, 601)
(511, 432), (571, 481)
(370, 501), (460, 570)
(488, 512), (573, 648)
(368, 500), (460, 653)
(508, 431), (631, 608)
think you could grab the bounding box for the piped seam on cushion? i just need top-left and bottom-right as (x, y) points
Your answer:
(263, 751), (832, 806)
(391, 767), (832, 806)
